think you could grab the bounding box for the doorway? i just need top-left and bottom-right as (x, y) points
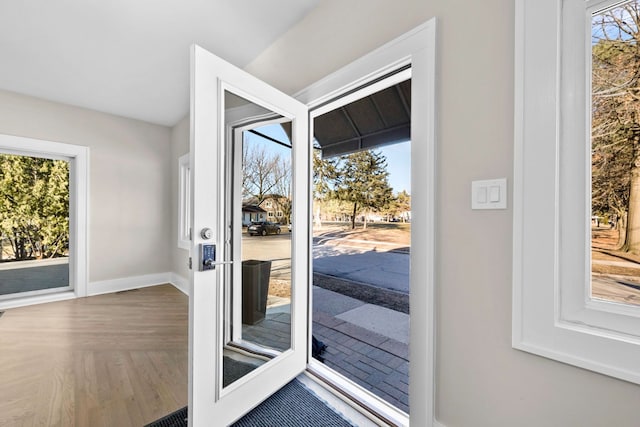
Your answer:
(189, 18), (436, 426)
(309, 72), (412, 415)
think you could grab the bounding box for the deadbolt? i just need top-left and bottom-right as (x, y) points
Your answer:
(200, 228), (213, 240)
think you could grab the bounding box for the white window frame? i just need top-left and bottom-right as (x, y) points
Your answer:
(0, 134), (88, 309)
(178, 153), (191, 250)
(514, 0), (640, 385)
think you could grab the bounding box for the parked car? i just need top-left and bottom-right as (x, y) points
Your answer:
(248, 221), (281, 236)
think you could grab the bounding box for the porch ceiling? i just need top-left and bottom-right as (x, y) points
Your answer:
(313, 79), (411, 158)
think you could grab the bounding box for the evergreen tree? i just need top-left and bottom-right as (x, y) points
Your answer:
(0, 154), (69, 260)
(312, 148), (338, 227)
(394, 190), (412, 222)
(335, 150), (393, 229)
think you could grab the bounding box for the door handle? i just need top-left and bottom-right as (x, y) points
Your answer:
(199, 243), (234, 271)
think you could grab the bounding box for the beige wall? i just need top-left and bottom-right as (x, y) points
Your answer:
(170, 116), (191, 281)
(0, 89), (172, 283)
(245, 0), (640, 426)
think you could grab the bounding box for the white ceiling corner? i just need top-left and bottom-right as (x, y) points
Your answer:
(0, 0), (319, 127)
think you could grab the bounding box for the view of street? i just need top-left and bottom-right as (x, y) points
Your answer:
(242, 226), (410, 294)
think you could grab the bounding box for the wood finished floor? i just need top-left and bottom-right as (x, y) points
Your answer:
(0, 284), (188, 427)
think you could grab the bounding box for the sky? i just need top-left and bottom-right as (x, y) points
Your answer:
(378, 141), (411, 194)
(246, 124), (411, 195)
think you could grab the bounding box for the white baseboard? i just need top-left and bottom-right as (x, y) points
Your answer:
(434, 420), (446, 427)
(0, 290), (77, 311)
(88, 272), (174, 296)
(169, 273), (190, 296)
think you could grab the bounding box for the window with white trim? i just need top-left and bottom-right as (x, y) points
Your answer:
(514, 0), (640, 384)
(178, 153), (191, 249)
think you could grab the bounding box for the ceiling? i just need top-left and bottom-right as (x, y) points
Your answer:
(0, 0), (319, 126)
(314, 79), (411, 158)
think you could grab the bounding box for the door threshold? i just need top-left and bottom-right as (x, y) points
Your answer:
(299, 365), (409, 427)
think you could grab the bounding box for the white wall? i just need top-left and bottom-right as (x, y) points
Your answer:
(244, 0), (640, 426)
(0, 89), (172, 284)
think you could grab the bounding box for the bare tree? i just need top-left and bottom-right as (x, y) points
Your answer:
(592, 1), (640, 252)
(242, 141), (289, 204)
(271, 154), (293, 224)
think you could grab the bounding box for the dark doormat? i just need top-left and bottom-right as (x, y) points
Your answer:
(223, 357), (258, 388)
(145, 379), (355, 427)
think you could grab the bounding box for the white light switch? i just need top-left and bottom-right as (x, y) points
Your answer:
(489, 185), (500, 202)
(477, 187), (487, 203)
(472, 178), (507, 210)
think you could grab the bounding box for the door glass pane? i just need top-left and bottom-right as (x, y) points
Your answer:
(223, 90), (293, 388)
(591, 2), (640, 306)
(311, 79), (411, 413)
(0, 153), (70, 299)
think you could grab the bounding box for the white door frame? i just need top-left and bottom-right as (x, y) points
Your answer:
(0, 134), (89, 310)
(296, 18), (437, 427)
(189, 17), (437, 426)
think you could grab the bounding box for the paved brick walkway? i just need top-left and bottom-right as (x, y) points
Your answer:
(239, 273), (411, 414)
(312, 307), (409, 413)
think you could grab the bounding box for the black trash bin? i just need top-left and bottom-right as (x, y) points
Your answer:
(242, 259), (272, 325)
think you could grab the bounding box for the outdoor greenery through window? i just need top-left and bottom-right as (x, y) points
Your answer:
(591, 0), (640, 306)
(0, 153), (70, 297)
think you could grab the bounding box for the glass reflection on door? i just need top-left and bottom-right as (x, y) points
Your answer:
(222, 90), (293, 388)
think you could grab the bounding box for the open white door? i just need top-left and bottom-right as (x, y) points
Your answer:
(189, 45), (309, 426)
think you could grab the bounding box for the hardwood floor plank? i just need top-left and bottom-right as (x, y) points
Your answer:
(0, 284), (188, 427)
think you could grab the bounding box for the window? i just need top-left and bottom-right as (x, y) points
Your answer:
(265, 201), (272, 208)
(267, 211), (274, 218)
(590, 1), (640, 307)
(514, 0), (640, 384)
(0, 134), (88, 308)
(0, 153), (71, 300)
(178, 153), (190, 250)
(276, 211), (283, 218)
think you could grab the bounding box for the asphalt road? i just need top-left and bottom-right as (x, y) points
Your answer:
(242, 232), (292, 280)
(242, 232), (410, 294)
(313, 244), (409, 294)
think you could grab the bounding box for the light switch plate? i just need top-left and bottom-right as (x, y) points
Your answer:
(472, 178), (507, 210)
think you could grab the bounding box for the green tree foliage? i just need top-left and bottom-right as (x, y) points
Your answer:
(335, 150), (394, 229)
(312, 148), (338, 226)
(389, 190), (411, 222)
(0, 154), (69, 260)
(312, 148), (338, 201)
